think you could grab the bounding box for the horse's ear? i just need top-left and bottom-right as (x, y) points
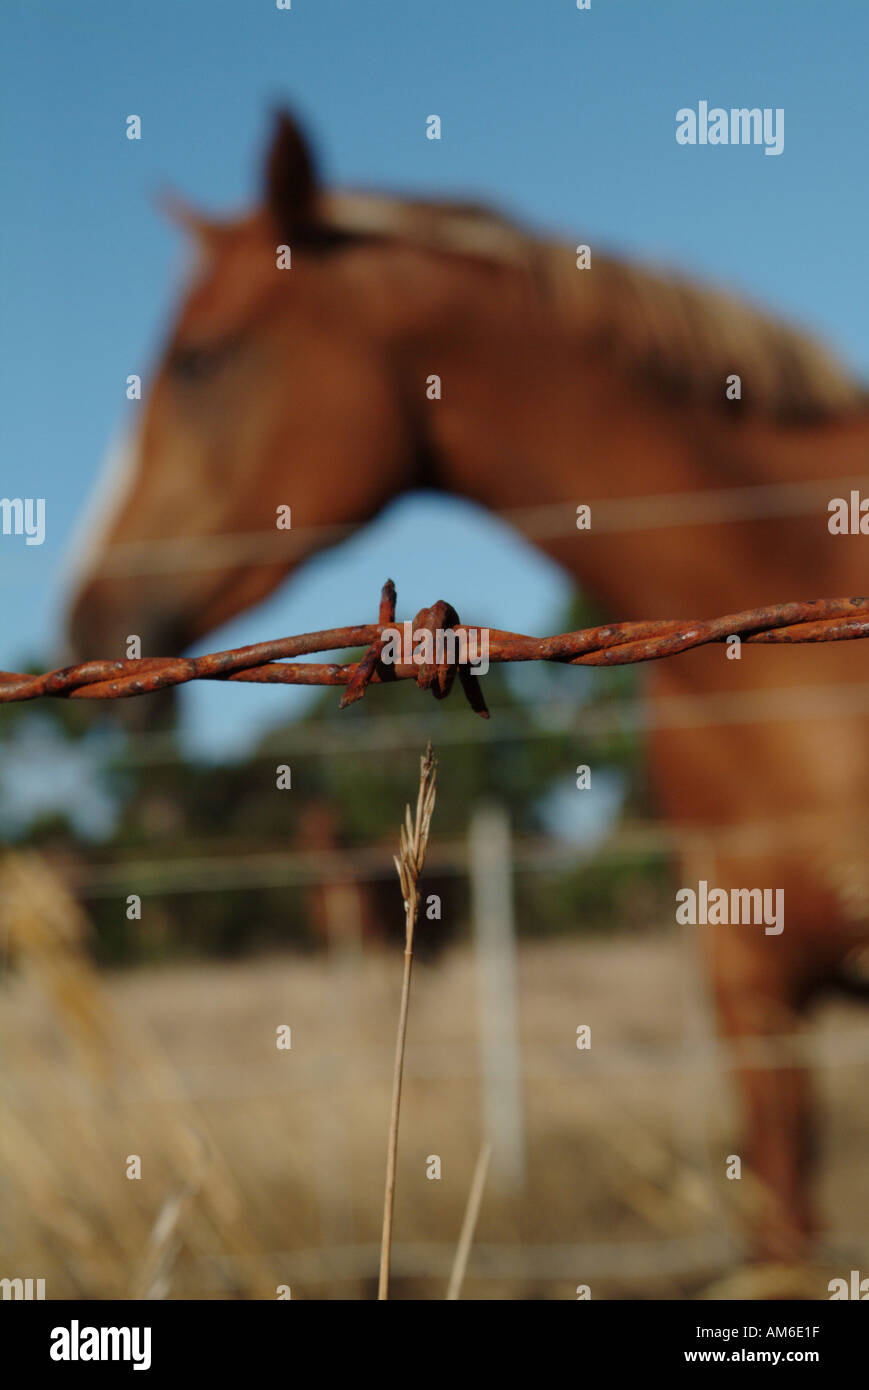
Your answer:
(264, 109), (318, 238)
(155, 190), (229, 255)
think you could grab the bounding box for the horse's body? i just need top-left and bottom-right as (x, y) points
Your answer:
(67, 113), (869, 1265)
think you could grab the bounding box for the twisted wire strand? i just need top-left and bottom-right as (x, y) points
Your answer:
(1, 585), (868, 718)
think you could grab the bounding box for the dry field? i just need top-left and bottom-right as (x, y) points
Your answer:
(2, 857), (868, 1301)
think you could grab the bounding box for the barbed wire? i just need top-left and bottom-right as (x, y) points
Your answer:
(2, 583), (868, 717)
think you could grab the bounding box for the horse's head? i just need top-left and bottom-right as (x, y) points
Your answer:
(66, 112), (421, 664)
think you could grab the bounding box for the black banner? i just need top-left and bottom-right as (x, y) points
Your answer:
(3, 1298), (864, 1375)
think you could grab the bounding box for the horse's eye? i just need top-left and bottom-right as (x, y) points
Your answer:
(168, 344), (224, 382)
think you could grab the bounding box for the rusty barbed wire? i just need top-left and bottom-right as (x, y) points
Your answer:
(1, 583), (868, 719)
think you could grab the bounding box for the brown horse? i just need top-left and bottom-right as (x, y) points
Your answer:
(67, 111), (869, 1267)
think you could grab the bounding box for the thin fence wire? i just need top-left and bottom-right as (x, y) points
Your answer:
(23, 671), (869, 785)
(61, 680), (869, 767)
(10, 1029), (867, 1100)
(17, 472), (866, 577)
(47, 815), (869, 899)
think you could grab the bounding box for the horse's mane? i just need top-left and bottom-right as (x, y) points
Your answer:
(321, 190), (866, 422)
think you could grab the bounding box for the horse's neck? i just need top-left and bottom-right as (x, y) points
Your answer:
(418, 280), (869, 617)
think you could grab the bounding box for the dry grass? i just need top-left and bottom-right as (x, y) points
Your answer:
(2, 853), (868, 1300)
(0, 852), (279, 1299)
(379, 743), (438, 1298)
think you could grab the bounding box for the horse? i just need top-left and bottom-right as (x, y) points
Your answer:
(66, 110), (869, 1269)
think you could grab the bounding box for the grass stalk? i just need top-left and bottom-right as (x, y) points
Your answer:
(378, 742), (438, 1300)
(446, 1140), (492, 1300)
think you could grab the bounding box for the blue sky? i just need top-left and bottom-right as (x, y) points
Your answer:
(2, 0), (868, 757)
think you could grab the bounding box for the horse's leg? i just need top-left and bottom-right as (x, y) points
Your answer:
(704, 924), (816, 1264)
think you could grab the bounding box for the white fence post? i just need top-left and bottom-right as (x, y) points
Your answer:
(469, 800), (525, 1190)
